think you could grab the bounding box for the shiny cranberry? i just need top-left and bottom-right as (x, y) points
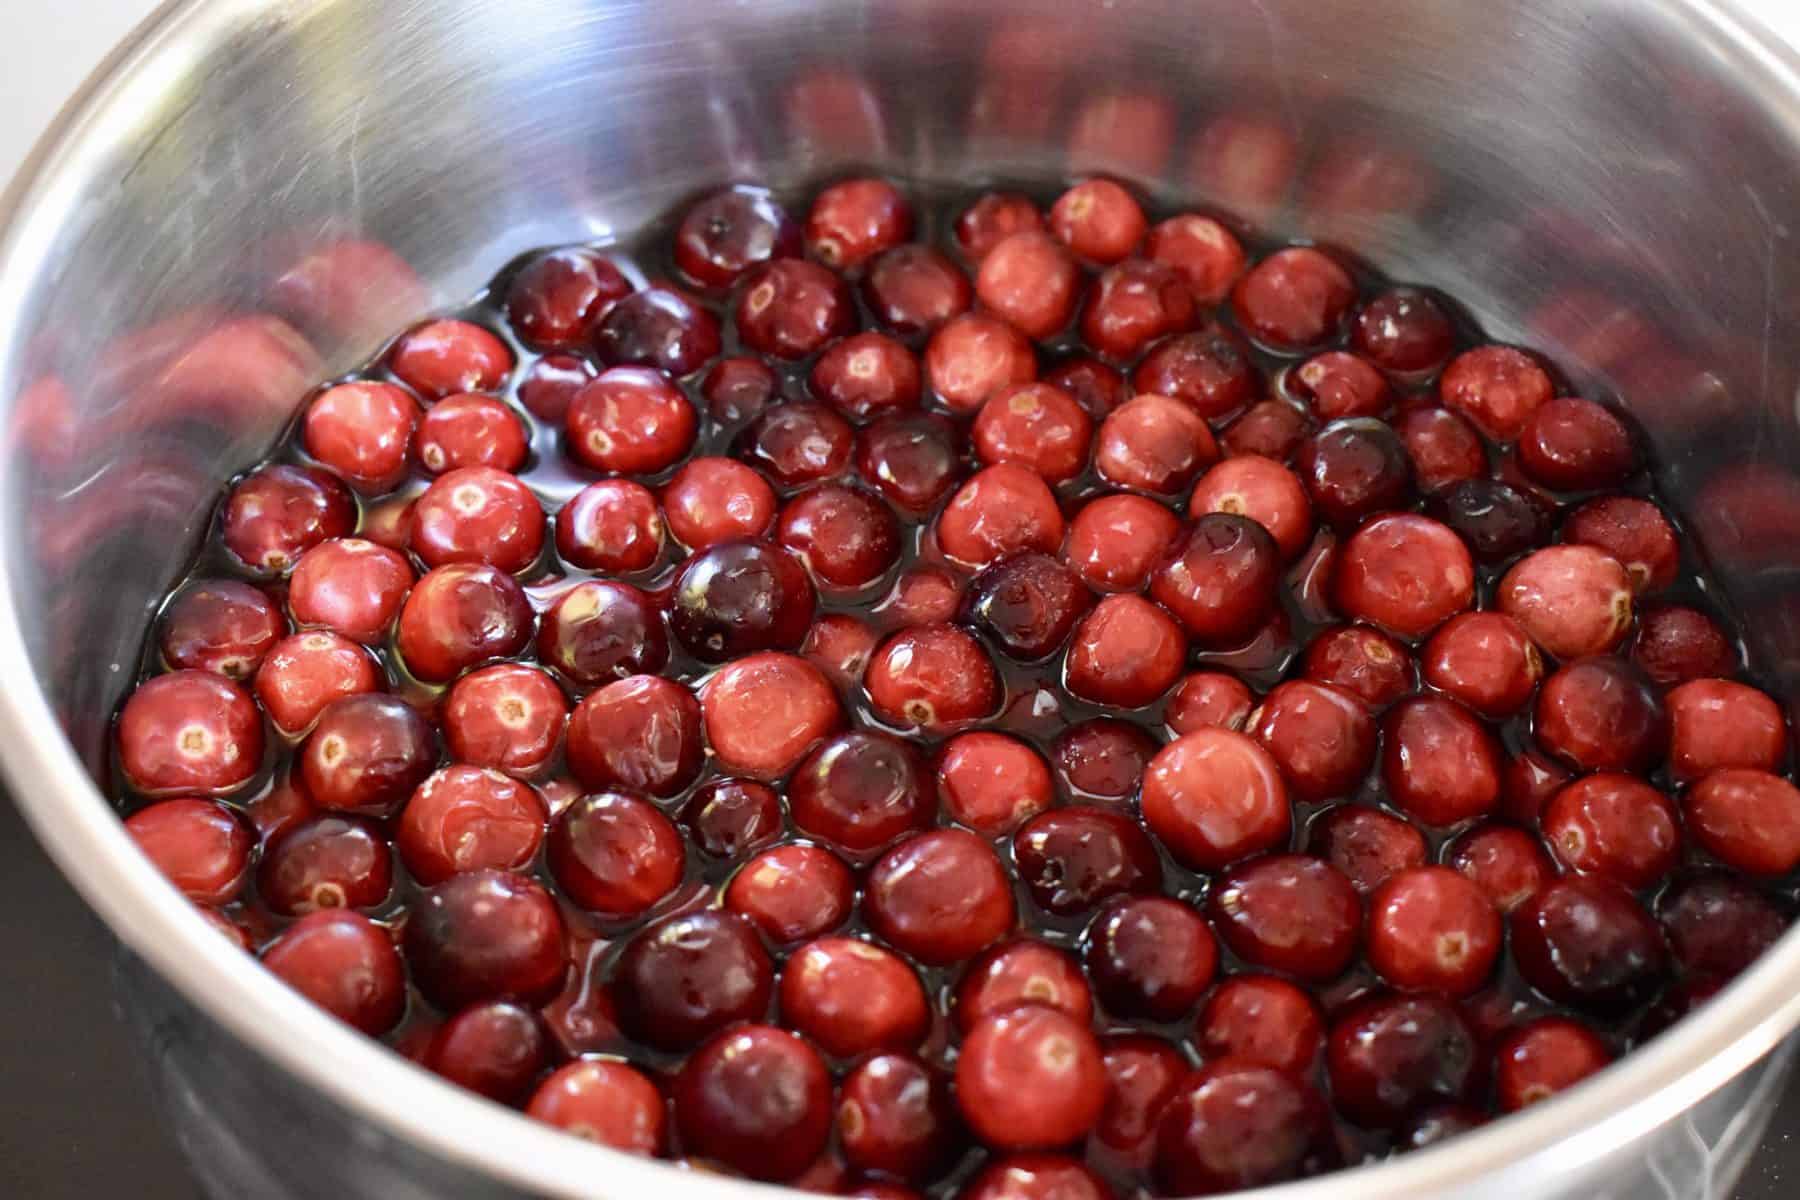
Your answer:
(1367, 866), (1502, 997)
(614, 909), (774, 1049)
(1562, 496), (1679, 595)
(565, 365), (698, 474)
(1132, 325), (1259, 421)
(565, 674), (702, 798)
(700, 355), (780, 424)
(1333, 514), (1474, 639)
(414, 394), (529, 475)
(776, 485), (901, 591)
(410, 467), (544, 574)
(807, 178), (913, 270)
(976, 231), (1082, 340)
(936, 464), (1065, 569)
(674, 185), (800, 288)
(1141, 729), (1288, 869)
(1041, 359), (1124, 423)
(505, 247), (631, 349)
(937, 732), (1054, 835)
(1535, 657), (1666, 773)
(517, 353), (596, 424)
(1295, 419), (1412, 529)
(659, 457), (777, 551)
(782, 938), (929, 1058)
(1249, 680), (1378, 803)
(972, 383), (1092, 484)
(1306, 805), (1427, 895)
(1421, 612), (1544, 718)
(865, 829), (1014, 965)
(1494, 1017), (1612, 1112)
(1426, 479), (1548, 565)
(259, 811), (392, 914)
(1542, 773), (1677, 888)
(1223, 400), (1314, 462)
(547, 790), (684, 918)
(1085, 896), (1217, 1021)
(244, 775), (318, 847)
(856, 411), (966, 515)
(1162, 672), (1252, 736)
(1325, 993), (1481, 1128)
(1188, 456), (1314, 561)
(1052, 498), (1169, 598)
(802, 612), (879, 689)
(299, 694), (432, 821)
(424, 1000), (551, 1104)
(406, 867), (567, 1008)
(955, 192), (1045, 263)
(1146, 515), (1279, 649)
(1381, 696), (1500, 826)
(395, 563), (532, 683)
(877, 561), (961, 627)
(554, 479), (664, 573)
(1063, 594), (1185, 709)
(1353, 288), (1455, 375)
(526, 1059), (665, 1152)
(866, 623), (1000, 731)
(680, 778), (782, 861)
(864, 244), (973, 340)
(954, 939), (1094, 1031)
(1301, 624), (1415, 710)
(788, 731), (931, 858)
(1658, 873), (1788, 979)
(1196, 976), (1324, 1076)
(1447, 824), (1553, 913)
(1050, 719), (1160, 804)
(1685, 768), (1800, 876)
(1081, 260), (1197, 361)
(395, 765), (546, 886)
(1154, 1061), (1335, 1193)
(442, 663), (567, 776)
(1518, 397), (1637, 492)
(701, 652), (843, 778)
(1395, 407), (1486, 495)
(676, 1024), (833, 1181)
(117, 671), (264, 797)
(1289, 351), (1393, 421)
(959, 553), (1091, 662)
(1094, 393), (1219, 497)
(301, 381), (418, 493)
(805, 333), (921, 425)
(158, 580), (284, 681)
(590, 286), (721, 377)
(1231, 247), (1355, 352)
(737, 259), (858, 359)
(124, 798), (253, 905)
(221, 464), (356, 575)
(1146, 214), (1246, 304)
(288, 537), (413, 643)
(262, 910), (405, 1035)
(735, 403), (856, 494)
(1438, 345), (1552, 441)
(1012, 807), (1162, 918)
(957, 1005), (1106, 1150)
(837, 1053), (955, 1180)
(1634, 605), (1737, 686)
(958, 1156), (1113, 1200)
(254, 631), (379, 736)
(389, 319), (513, 401)
(537, 579), (668, 686)
(1046, 179), (1144, 263)
(1511, 876), (1668, 1014)
(1209, 855), (1360, 981)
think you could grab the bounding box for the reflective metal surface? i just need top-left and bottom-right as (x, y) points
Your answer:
(6, 1), (1800, 1196)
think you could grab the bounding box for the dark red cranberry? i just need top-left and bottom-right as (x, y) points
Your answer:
(1543, 774), (1679, 888)
(782, 938), (930, 1058)
(1511, 876), (1669, 1015)
(565, 365), (698, 474)
(1146, 213), (1247, 304)
(1685, 768), (1800, 877)
(410, 467), (544, 574)
(1396, 407), (1486, 495)
(404, 869), (566, 1009)
(1064, 594), (1186, 709)
(776, 484), (902, 590)
(262, 910), (405, 1035)
(1439, 345), (1552, 441)
(537, 579), (669, 686)
(159, 580), (284, 680)
(517, 353), (596, 424)
(856, 411), (966, 515)
(700, 652), (843, 778)
(1495, 1017), (1612, 1112)
(414, 394), (529, 475)
(956, 1006), (1106, 1150)
(1380, 695), (1501, 827)
(955, 191), (1045, 263)
(526, 1059), (665, 1153)
(123, 798), (253, 905)
(938, 732), (1055, 835)
(1534, 657), (1666, 773)
(1094, 393), (1220, 496)
(864, 829), (1014, 965)
(1633, 605), (1737, 686)
(1518, 397), (1637, 491)
(1208, 855), (1361, 981)
(1188, 456), (1314, 561)
(565, 674), (702, 797)
(614, 909), (775, 1049)
(1325, 992), (1481, 1128)
(505, 247), (631, 349)
(802, 612), (879, 689)
(807, 178), (913, 270)
(808, 332), (921, 424)
(1421, 612), (1544, 718)
(1289, 351), (1393, 420)
(389, 319), (513, 401)
(254, 631), (379, 737)
(394, 563), (532, 683)
(737, 259), (858, 359)
(297, 693), (434, 817)
(1353, 288), (1455, 375)
(679, 778), (783, 861)
(1132, 325), (1258, 421)
(1231, 247), (1355, 352)
(1086, 896), (1217, 1021)
(554, 479), (664, 573)
(1196, 976), (1324, 1076)
(1096, 1035), (1187, 1166)
(864, 245), (973, 340)
(396, 765), (546, 885)
(1249, 680), (1377, 803)
(1500, 749), (1573, 826)
(789, 731), (932, 857)
(1306, 804), (1427, 895)
(1446, 824), (1554, 913)
(1295, 418), (1412, 528)
(1154, 1062), (1335, 1193)
(1333, 514), (1475, 639)
(674, 185), (800, 288)
(1301, 624), (1416, 710)
(1426, 479), (1548, 565)
(259, 812), (392, 914)
(837, 1053), (955, 1180)
(962, 552), (1094, 661)
(1563, 496), (1679, 595)
(700, 355), (781, 425)
(1658, 873), (1788, 979)
(1149, 514), (1280, 646)
(1013, 807), (1162, 916)
(925, 312), (1038, 414)
(954, 940), (1094, 1032)
(222, 464), (356, 575)
(424, 1000), (551, 1105)
(974, 383), (1093, 483)
(590, 285), (721, 377)
(244, 776), (318, 848)
(1044, 357), (1128, 420)
(1223, 400), (1315, 462)
(288, 538), (414, 643)
(1367, 866), (1502, 997)
(736, 402), (856, 491)
(675, 1024), (833, 1181)
(725, 843), (855, 944)
(442, 664), (567, 776)
(1081, 259), (1197, 360)
(301, 381), (419, 493)
(1142, 729), (1289, 869)
(549, 792), (685, 917)
(977, 231), (1082, 340)
(1050, 719), (1160, 803)
(661, 457), (777, 550)
(958, 1156), (1114, 1200)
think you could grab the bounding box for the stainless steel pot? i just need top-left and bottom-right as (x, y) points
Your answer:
(7, 1), (1800, 1197)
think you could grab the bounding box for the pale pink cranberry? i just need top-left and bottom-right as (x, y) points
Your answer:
(936, 731), (1054, 836)
(413, 394), (529, 475)
(1535, 657), (1667, 773)
(1306, 805), (1426, 895)
(1367, 866), (1502, 997)
(866, 624), (1000, 731)
(936, 464), (1065, 568)
(505, 247), (632, 348)
(550, 791), (685, 917)
(590, 286), (722, 378)
(782, 937), (929, 1057)
(1562, 496), (1679, 594)
(517, 353), (596, 424)
(159, 580), (284, 680)
(1132, 325), (1259, 421)
(973, 382), (1093, 483)
(976, 231), (1083, 339)
(1518, 397), (1637, 491)
(1045, 357), (1128, 419)
(1685, 768), (1800, 876)
(700, 355), (780, 424)
(1381, 695), (1502, 826)
(1231, 247), (1356, 352)
(262, 910), (405, 1035)
(1154, 1061), (1335, 1194)
(661, 456), (777, 550)
(566, 675), (703, 797)
(1166, 671), (1255, 734)
(118, 671), (264, 796)
(736, 402), (855, 490)
(807, 178), (913, 270)
(389, 319), (513, 400)
(1395, 406), (1486, 494)
(855, 411), (966, 515)
(1659, 873), (1788, 980)
(396, 766), (546, 885)
(864, 829), (1015, 965)
(736, 259), (857, 359)
(1542, 773), (1679, 888)
(1496, 1018), (1613, 1112)
(959, 1156), (1114, 1200)
(254, 631), (380, 736)
(526, 1059), (665, 1153)
(957, 1006), (1106, 1150)
(1141, 728), (1289, 870)
(564, 366), (697, 474)
(777, 484), (902, 589)
(1086, 895), (1217, 1020)
(1249, 680), (1377, 803)
(701, 652), (843, 777)
(124, 798), (253, 905)
(410, 467), (544, 574)
(1014, 807), (1163, 917)
(676, 1025), (832, 1181)
(1081, 260), (1198, 360)
(863, 244), (974, 339)
(613, 909), (774, 1050)
(288, 538), (413, 643)
(837, 1054), (956, 1182)
(925, 312), (1038, 413)
(1295, 418), (1413, 529)
(1189, 456), (1314, 561)
(442, 663), (567, 775)
(954, 940), (1094, 1031)
(299, 693), (435, 817)
(1446, 824), (1554, 913)
(554, 479), (664, 573)
(1289, 351), (1392, 420)
(537, 580), (669, 686)
(1065, 495), (1182, 593)
(1094, 393), (1219, 496)
(221, 464), (356, 575)
(1195, 975), (1324, 1076)
(301, 382), (419, 493)
(789, 731), (931, 857)
(955, 192), (1045, 263)
(680, 778), (783, 862)
(1634, 605), (1737, 686)
(1301, 624), (1416, 709)
(1063, 594), (1185, 709)
(1439, 345), (1552, 441)
(1353, 288), (1455, 375)
(1146, 214), (1247, 304)
(1151, 513), (1281, 646)
(876, 565), (966, 629)
(1223, 399), (1314, 461)
(673, 185), (800, 288)
(960, 552), (1093, 661)
(1510, 876), (1668, 1014)
(1325, 993), (1480, 1127)
(1333, 513), (1475, 638)
(1501, 749), (1573, 826)
(394, 563), (532, 683)
(1208, 854), (1361, 981)
(1421, 612), (1544, 718)
(801, 612), (880, 689)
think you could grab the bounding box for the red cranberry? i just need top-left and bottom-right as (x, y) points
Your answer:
(413, 394), (528, 475)
(1142, 729), (1288, 869)
(1249, 680), (1377, 803)
(1086, 896), (1217, 1021)
(725, 842), (855, 944)
(936, 464), (1065, 569)
(1542, 773), (1677, 888)
(1132, 325), (1259, 421)
(591, 286), (721, 378)
(1295, 419), (1412, 529)
(1146, 214), (1246, 304)
(505, 247), (631, 348)
(1301, 624), (1415, 710)
(974, 383), (1093, 483)
(254, 631), (379, 737)
(1148, 514), (1280, 647)
(701, 652), (843, 778)
(554, 479), (664, 573)
(837, 1054), (955, 1180)
(389, 319), (513, 401)
(244, 775), (317, 847)
(299, 693), (434, 817)
(1165, 672), (1255, 736)
(159, 580), (284, 681)
(937, 732), (1054, 835)
(1063, 594), (1185, 709)
(977, 231), (1082, 340)
(1188, 456), (1314, 561)
(876, 563), (961, 630)
(1051, 719), (1160, 803)
(1535, 657), (1666, 773)
(856, 411), (967, 515)
(222, 464), (356, 574)
(675, 185), (800, 288)
(962, 552), (1094, 661)
(802, 611), (880, 688)
(958, 1156), (1114, 1200)
(777, 484), (901, 590)
(1081, 259), (1197, 361)
(1439, 346), (1552, 441)
(1658, 873), (1789, 979)
(954, 940), (1094, 1032)
(565, 674), (702, 797)
(1231, 247), (1355, 352)
(1096, 1037), (1187, 1166)
(526, 1059), (665, 1153)
(926, 312), (1038, 414)
(549, 789), (685, 918)
(124, 798), (253, 905)
(957, 1005), (1106, 1150)
(410, 467), (544, 574)
(259, 812), (392, 914)
(1306, 805), (1427, 895)
(1290, 351), (1393, 421)
(1426, 479), (1549, 564)
(1222, 399), (1314, 462)
(262, 910), (405, 1035)
(807, 178), (913, 270)
(1421, 612), (1544, 718)
(117, 671), (263, 796)
(737, 259), (858, 359)
(404, 867), (567, 1008)
(537, 580), (669, 686)
(866, 623), (1000, 731)
(789, 731), (931, 857)
(1325, 992), (1481, 1128)
(1494, 1017), (1612, 1112)
(301, 381), (418, 493)
(1367, 866), (1502, 997)
(614, 909), (774, 1049)
(1511, 876), (1668, 1014)
(1094, 393), (1220, 496)
(396, 766), (546, 886)
(661, 457), (777, 551)
(424, 1000), (551, 1104)
(1044, 357), (1128, 420)
(288, 538), (413, 643)
(1634, 605), (1737, 686)
(679, 778), (783, 861)
(782, 938), (929, 1057)
(809, 332), (921, 424)
(1196, 976), (1324, 1076)
(517, 353), (596, 424)
(737, 401), (856, 491)
(1447, 824), (1554, 913)
(565, 366), (698, 474)
(700, 355), (780, 425)
(1685, 768), (1800, 876)
(675, 1024), (832, 1181)
(1562, 496), (1679, 595)
(864, 829), (1014, 965)
(1013, 807), (1162, 917)
(1154, 1061), (1335, 1193)
(1333, 514), (1474, 639)
(442, 664), (567, 776)
(1353, 288), (1455, 375)
(1049, 180), (1146, 264)
(1518, 397), (1637, 492)
(1395, 407), (1486, 495)
(864, 244), (973, 339)
(1208, 855), (1361, 981)
(955, 192), (1045, 263)
(394, 563), (532, 683)
(1381, 696), (1500, 827)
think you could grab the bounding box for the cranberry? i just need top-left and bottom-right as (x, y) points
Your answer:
(1044, 358), (1128, 421)
(1208, 855), (1361, 981)
(551, 790), (685, 918)
(972, 383), (1093, 484)
(261, 910), (405, 1035)
(1353, 288), (1455, 375)
(700, 355), (781, 425)
(124, 798), (253, 905)
(1333, 514), (1474, 639)
(1231, 247), (1355, 352)
(802, 612), (880, 688)
(1063, 594), (1185, 709)
(1658, 873), (1788, 979)
(259, 812), (393, 914)
(864, 244), (974, 339)
(1095, 1035), (1186, 1166)
(725, 842), (855, 944)
(221, 464), (357, 575)
(1080, 260), (1197, 361)
(396, 766), (546, 886)
(1132, 325), (1259, 421)
(737, 402), (856, 491)
(837, 1053), (955, 1180)
(878, 565), (964, 633)
(1146, 214), (1247, 304)
(737, 259), (858, 359)
(410, 467), (545, 574)
(1634, 605), (1737, 686)
(701, 652), (843, 777)
(394, 563), (533, 683)
(1495, 1017), (1612, 1112)
(976, 231), (1082, 340)
(1447, 824), (1554, 913)
(1223, 400), (1314, 462)
(389, 319), (513, 401)
(421, 1000), (551, 1104)
(1144, 516), (1277, 649)
(1518, 397), (1637, 492)
(788, 731), (931, 857)
(1249, 680), (1377, 803)
(674, 185), (800, 288)
(415, 395), (529, 476)
(614, 909), (774, 1049)
(1562, 496), (1679, 595)
(957, 1006), (1106, 1150)
(254, 631), (379, 737)
(1295, 419), (1412, 529)
(807, 178), (913, 270)
(1188, 456), (1314, 562)
(806, 333), (921, 426)
(661, 457), (778, 551)
(526, 1059), (664, 1152)
(299, 693), (435, 817)
(1421, 612), (1544, 718)
(537, 580), (669, 686)
(958, 1156), (1113, 1200)
(1511, 876), (1668, 1014)
(954, 939), (1094, 1031)
(442, 663), (567, 776)
(938, 465), (1066, 569)
(782, 937), (929, 1058)
(1086, 896), (1217, 1021)
(777, 485), (901, 590)
(856, 411), (967, 515)
(1367, 866), (1502, 997)
(1306, 804), (1426, 896)
(158, 580), (285, 681)
(961, 552), (1092, 662)
(301, 382), (419, 493)
(955, 192), (1045, 263)
(590, 286), (721, 378)
(1427, 479), (1549, 564)
(937, 732), (1054, 835)
(1051, 719), (1160, 803)
(675, 1024), (833, 1181)
(402, 874), (556, 1025)
(1438, 346), (1552, 441)
(679, 778), (783, 861)
(565, 366), (698, 474)
(1013, 807), (1162, 917)
(554, 479), (664, 573)
(564, 674), (702, 797)
(865, 829), (1014, 965)
(1164, 672), (1254, 737)
(1511, 756), (1580, 830)
(1094, 393), (1220, 496)
(517, 353), (597, 424)
(927, 311), (1041, 415)
(1301, 624), (1415, 710)
(1545, 773), (1678, 888)
(1195, 976), (1324, 1076)
(348, 493), (416, 554)
(1685, 768), (1800, 876)
(1154, 1062), (1335, 1193)
(1141, 729), (1288, 869)
(1290, 352), (1393, 421)
(1380, 696), (1500, 827)
(1325, 993), (1481, 1128)
(1395, 407), (1486, 495)
(117, 671), (263, 796)
(1535, 657), (1666, 773)
(505, 247), (631, 348)
(244, 775), (318, 848)
(288, 538), (413, 643)
(1045, 179), (1144, 264)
